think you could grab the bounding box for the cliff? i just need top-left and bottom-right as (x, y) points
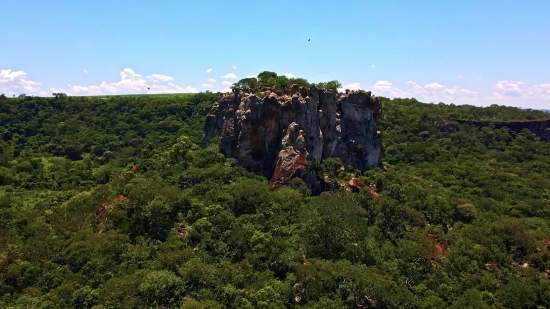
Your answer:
(201, 85), (383, 194)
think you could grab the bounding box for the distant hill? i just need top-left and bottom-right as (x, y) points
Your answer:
(543, 109), (550, 113)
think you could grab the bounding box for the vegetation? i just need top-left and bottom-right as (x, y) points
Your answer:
(1, 83), (550, 308)
(231, 71), (342, 94)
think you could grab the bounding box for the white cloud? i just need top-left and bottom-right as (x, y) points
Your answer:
(221, 87), (232, 92)
(222, 81), (232, 86)
(442, 86), (478, 98)
(83, 69), (88, 74)
(146, 73), (174, 83)
(372, 81), (411, 97)
(202, 83), (214, 88)
(283, 73), (294, 78)
(246, 75), (257, 79)
(425, 82), (444, 90)
(207, 78), (216, 82)
(221, 73), (238, 79)
(372, 80), (478, 102)
(338, 82), (363, 92)
(232, 66), (237, 69)
(206, 68), (212, 73)
(182, 86), (199, 93)
(0, 69), (47, 96)
(371, 65), (375, 68)
(51, 68), (197, 95)
(486, 80), (550, 101)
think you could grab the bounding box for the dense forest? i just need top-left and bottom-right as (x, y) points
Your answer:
(1, 77), (550, 308)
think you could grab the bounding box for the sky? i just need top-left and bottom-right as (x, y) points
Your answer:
(1, 0), (549, 109)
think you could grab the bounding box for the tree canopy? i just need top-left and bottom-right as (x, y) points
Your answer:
(0, 91), (550, 308)
(231, 71), (342, 94)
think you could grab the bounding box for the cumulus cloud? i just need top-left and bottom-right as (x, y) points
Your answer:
(221, 73), (238, 79)
(146, 73), (174, 83)
(486, 80), (550, 101)
(50, 68), (198, 95)
(207, 78), (216, 82)
(372, 81), (411, 98)
(206, 68), (212, 73)
(202, 83), (214, 88)
(379, 80), (479, 102)
(283, 73), (294, 78)
(83, 69), (88, 74)
(0, 69), (47, 96)
(425, 82), (444, 90)
(221, 81), (232, 86)
(338, 82), (363, 92)
(246, 75), (257, 79)
(232, 66), (237, 69)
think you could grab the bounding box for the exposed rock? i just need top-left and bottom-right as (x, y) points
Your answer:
(130, 164), (140, 174)
(349, 177), (380, 198)
(486, 263), (499, 272)
(290, 84), (300, 95)
(95, 194), (130, 233)
(426, 234), (449, 256)
(201, 86), (383, 194)
(176, 222), (188, 237)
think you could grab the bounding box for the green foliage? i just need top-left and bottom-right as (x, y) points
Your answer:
(232, 71), (341, 95)
(0, 91), (550, 308)
(315, 80), (342, 91)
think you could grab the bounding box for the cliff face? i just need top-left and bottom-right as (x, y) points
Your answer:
(201, 86), (383, 194)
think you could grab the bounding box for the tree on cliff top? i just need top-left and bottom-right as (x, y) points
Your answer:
(232, 71), (340, 94)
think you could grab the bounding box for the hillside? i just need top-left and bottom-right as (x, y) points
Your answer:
(1, 75), (550, 308)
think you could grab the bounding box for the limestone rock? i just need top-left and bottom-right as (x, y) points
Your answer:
(201, 86), (383, 195)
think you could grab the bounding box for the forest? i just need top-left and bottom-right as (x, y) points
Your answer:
(1, 73), (550, 308)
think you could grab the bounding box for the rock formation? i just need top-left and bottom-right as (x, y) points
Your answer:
(201, 85), (383, 194)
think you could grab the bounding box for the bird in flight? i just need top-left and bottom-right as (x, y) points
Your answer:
(308, 39), (310, 41)
(147, 87), (150, 90)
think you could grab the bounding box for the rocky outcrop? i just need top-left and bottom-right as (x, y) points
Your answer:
(349, 177), (380, 198)
(201, 86), (383, 194)
(95, 194), (130, 233)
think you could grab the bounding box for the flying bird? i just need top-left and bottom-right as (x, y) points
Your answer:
(308, 39), (310, 41)
(147, 87), (150, 90)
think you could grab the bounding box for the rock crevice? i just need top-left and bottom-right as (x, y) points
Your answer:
(201, 85), (383, 194)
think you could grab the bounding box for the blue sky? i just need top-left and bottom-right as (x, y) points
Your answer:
(1, 0), (549, 109)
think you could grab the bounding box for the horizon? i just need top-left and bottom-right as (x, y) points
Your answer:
(1, 0), (549, 109)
